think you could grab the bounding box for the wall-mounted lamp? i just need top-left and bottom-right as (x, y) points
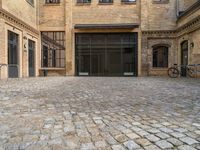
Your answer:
(190, 42), (194, 49)
(23, 36), (27, 40)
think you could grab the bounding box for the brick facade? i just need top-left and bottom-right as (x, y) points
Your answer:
(0, 0), (200, 78)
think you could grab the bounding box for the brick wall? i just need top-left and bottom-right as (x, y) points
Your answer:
(141, 0), (177, 30)
(72, 0), (140, 25)
(179, 0), (198, 12)
(1, 0), (38, 29)
(39, 0), (65, 30)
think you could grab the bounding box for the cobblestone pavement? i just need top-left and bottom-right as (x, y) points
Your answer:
(0, 77), (200, 150)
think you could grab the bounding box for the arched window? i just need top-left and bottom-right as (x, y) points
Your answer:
(153, 46), (168, 68)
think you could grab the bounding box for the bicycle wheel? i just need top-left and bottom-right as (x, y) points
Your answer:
(187, 68), (195, 78)
(168, 67), (179, 78)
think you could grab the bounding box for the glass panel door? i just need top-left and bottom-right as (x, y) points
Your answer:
(75, 33), (138, 76)
(91, 34), (105, 76)
(8, 31), (19, 78)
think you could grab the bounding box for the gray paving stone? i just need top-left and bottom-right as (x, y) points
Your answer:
(147, 128), (160, 134)
(95, 141), (107, 148)
(178, 145), (197, 150)
(171, 132), (186, 138)
(144, 145), (161, 150)
(156, 132), (170, 139)
(0, 77), (199, 149)
(159, 127), (173, 133)
(123, 140), (140, 150)
(155, 140), (173, 149)
(136, 130), (149, 137)
(81, 143), (96, 150)
(111, 145), (126, 150)
(174, 128), (188, 133)
(145, 134), (160, 142)
(167, 138), (183, 146)
(180, 137), (199, 145)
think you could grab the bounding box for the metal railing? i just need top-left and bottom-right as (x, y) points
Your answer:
(187, 64), (200, 78)
(168, 64), (200, 78)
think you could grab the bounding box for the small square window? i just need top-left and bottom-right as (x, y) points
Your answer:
(122, 0), (136, 2)
(121, 0), (136, 4)
(99, 0), (113, 4)
(152, 0), (169, 4)
(45, 0), (60, 4)
(77, 0), (91, 4)
(26, 0), (34, 6)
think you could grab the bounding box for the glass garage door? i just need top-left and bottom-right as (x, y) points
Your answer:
(75, 33), (138, 76)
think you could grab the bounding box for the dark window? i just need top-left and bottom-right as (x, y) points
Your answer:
(152, 0), (169, 4)
(41, 32), (65, 68)
(77, 0), (91, 4)
(99, 0), (113, 4)
(121, 0), (136, 3)
(153, 46), (168, 68)
(8, 31), (18, 65)
(45, 0), (60, 4)
(26, 0), (34, 6)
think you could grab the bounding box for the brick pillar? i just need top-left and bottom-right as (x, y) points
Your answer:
(22, 32), (28, 77)
(0, 19), (7, 79)
(65, 0), (74, 76)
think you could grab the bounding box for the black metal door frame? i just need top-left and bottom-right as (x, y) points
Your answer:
(75, 33), (138, 76)
(28, 39), (35, 77)
(181, 41), (188, 77)
(42, 45), (49, 67)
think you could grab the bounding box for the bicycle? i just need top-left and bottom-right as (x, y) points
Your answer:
(168, 64), (200, 78)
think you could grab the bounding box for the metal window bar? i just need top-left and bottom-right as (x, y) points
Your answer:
(41, 32), (65, 68)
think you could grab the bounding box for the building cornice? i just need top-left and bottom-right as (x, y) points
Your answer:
(142, 30), (176, 35)
(176, 15), (200, 36)
(142, 15), (200, 38)
(0, 8), (39, 35)
(178, 1), (200, 21)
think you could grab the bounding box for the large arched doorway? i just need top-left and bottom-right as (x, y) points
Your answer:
(181, 41), (188, 76)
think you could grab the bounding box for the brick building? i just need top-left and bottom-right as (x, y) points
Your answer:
(0, 0), (200, 78)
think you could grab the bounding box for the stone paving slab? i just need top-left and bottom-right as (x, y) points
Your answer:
(0, 77), (200, 150)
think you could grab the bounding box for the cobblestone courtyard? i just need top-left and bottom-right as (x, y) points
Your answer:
(0, 77), (200, 150)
